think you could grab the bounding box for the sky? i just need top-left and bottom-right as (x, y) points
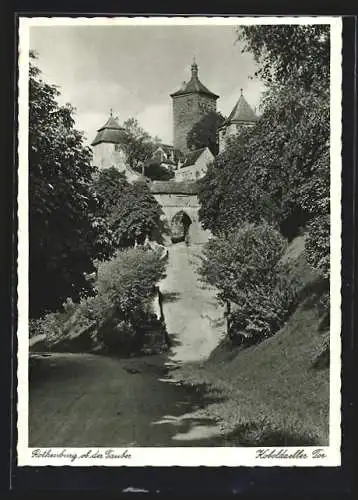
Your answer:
(30, 24), (265, 146)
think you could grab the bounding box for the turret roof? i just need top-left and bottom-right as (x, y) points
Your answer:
(170, 61), (219, 99)
(91, 113), (125, 146)
(225, 91), (258, 125)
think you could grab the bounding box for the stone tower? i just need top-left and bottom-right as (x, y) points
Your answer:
(218, 89), (258, 153)
(91, 111), (140, 182)
(170, 60), (219, 155)
(91, 112), (127, 170)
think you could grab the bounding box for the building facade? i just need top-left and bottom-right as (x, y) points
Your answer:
(175, 147), (214, 181)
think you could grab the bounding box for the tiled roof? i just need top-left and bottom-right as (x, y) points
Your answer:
(91, 115), (125, 146)
(152, 144), (184, 164)
(181, 147), (207, 168)
(170, 62), (219, 99)
(225, 93), (258, 125)
(150, 180), (199, 195)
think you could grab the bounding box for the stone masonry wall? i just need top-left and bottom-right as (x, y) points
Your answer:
(153, 193), (211, 244)
(172, 94), (216, 154)
(92, 142), (127, 171)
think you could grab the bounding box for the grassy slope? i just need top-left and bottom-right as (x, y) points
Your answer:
(177, 236), (330, 446)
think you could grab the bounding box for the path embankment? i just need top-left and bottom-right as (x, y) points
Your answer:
(173, 236), (330, 446)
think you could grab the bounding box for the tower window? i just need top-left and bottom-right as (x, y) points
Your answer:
(114, 144), (121, 152)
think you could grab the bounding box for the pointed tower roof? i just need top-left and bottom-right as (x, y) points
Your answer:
(91, 111), (125, 146)
(225, 89), (259, 124)
(170, 60), (219, 99)
(226, 90), (258, 124)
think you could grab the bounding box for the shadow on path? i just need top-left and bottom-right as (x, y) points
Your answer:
(29, 353), (228, 447)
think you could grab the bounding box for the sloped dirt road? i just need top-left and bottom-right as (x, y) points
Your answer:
(29, 243), (226, 447)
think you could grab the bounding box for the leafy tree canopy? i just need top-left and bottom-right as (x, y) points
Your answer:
(187, 110), (225, 155)
(94, 167), (167, 247)
(144, 160), (175, 181)
(120, 118), (156, 172)
(29, 52), (115, 318)
(199, 24), (330, 260)
(237, 25), (330, 90)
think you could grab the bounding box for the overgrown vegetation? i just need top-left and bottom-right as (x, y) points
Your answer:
(143, 160), (175, 181)
(178, 235), (330, 446)
(29, 52), (116, 318)
(187, 110), (225, 155)
(197, 25), (330, 346)
(199, 224), (300, 345)
(30, 247), (167, 355)
(94, 167), (167, 247)
(29, 53), (168, 356)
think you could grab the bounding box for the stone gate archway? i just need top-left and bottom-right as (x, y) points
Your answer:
(170, 210), (192, 243)
(150, 181), (211, 245)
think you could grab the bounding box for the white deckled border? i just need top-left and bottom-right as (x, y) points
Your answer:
(17, 15), (342, 467)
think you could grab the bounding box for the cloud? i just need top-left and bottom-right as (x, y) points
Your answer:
(73, 111), (108, 145)
(54, 81), (135, 145)
(136, 104), (172, 144)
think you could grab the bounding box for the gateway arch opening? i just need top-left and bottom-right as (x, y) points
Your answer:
(170, 211), (192, 244)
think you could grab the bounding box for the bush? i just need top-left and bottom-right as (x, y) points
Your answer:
(199, 223), (300, 345)
(96, 247), (166, 318)
(29, 313), (65, 344)
(30, 248), (167, 355)
(228, 274), (300, 345)
(305, 214), (330, 279)
(94, 247), (166, 352)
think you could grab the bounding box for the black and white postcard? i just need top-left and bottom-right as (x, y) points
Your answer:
(17, 16), (342, 467)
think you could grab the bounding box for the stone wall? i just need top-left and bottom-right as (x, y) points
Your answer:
(153, 192), (211, 244)
(172, 94), (216, 154)
(92, 142), (127, 171)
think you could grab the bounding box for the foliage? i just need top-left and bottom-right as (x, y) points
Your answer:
(120, 118), (155, 171)
(93, 166), (128, 217)
(187, 111), (225, 155)
(199, 224), (300, 345)
(29, 52), (115, 318)
(305, 214), (330, 279)
(95, 247), (166, 319)
(144, 160), (175, 181)
(237, 25), (330, 90)
(198, 82), (329, 240)
(94, 248), (166, 352)
(94, 167), (167, 247)
(236, 24), (331, 270)
(199, 24), (330, 291)
(31, 248), (166, 353)
(198, 132), (280, 235)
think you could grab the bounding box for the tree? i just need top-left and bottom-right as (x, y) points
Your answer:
(29, 52), (115, 318)
(120, 118), (154, 171)
(93, 166), (129, 218)
(237, 25), (330, 264)
(94, 168), (167, 247)
(237, 25), (329, 90)
(187, 111), (225, 155)
(199, 25), (330, 244)
(143, 160), (175, 181)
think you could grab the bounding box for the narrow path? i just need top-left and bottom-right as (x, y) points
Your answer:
(160, 242), (225, 363)
(29, 243), (227, 447)
(29, 353), (226, 447)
